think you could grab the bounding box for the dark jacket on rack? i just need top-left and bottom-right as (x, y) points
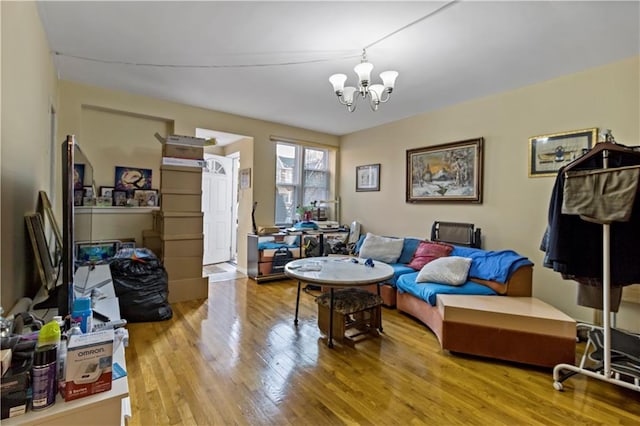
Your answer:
(541, 146), (640, 307)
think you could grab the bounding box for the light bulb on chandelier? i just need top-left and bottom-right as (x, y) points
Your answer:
(329, 49), (398, 112)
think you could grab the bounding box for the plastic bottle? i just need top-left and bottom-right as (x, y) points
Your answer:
(71, 297), (93, 334)
(57, 334), (68, 394)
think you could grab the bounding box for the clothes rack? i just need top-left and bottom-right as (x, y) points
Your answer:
(552, 141), (640, 392)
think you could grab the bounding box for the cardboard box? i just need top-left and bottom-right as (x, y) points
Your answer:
(163, 256), (204, 280)
(162, 143), (204, 160)
(160, 165), (202, 192)
(168, 277), (208, 303)
(162, 235), (204, 258)
(142, 229), (162, 257)
(258, 262), (273, 276)
(161, 190), (202, 212)
(157, 211), (203, 235)
(65, 329), (114, 402)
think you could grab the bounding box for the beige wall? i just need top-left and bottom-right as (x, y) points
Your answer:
(222, 137), (254, 273)
(1, 2), (59, 310)
(57, 81), (340, 276)
(340, 56), (640, 331)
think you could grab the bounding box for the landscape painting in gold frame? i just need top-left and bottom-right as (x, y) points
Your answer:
(406, 138), (483, 203)
(528, 128), (597, 177)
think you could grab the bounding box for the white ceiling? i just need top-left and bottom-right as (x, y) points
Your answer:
(37, 1), (640, 136)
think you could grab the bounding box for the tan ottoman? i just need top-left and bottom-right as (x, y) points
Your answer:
(316, 288), (383, 345)
(437, 295), (576, 367)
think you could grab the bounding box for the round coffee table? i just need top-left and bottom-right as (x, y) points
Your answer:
(285, 256), (394, 347)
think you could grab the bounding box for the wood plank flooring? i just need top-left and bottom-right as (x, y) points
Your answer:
(125, 276), (640, 425)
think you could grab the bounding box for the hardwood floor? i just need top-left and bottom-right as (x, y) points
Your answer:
(125, 276), (640, 425)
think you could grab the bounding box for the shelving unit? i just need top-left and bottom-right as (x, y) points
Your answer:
(247, 233), (303, 282)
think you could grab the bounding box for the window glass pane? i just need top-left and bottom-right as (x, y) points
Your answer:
(304, 149), (326, 170)
(275, 186), (296, 224)
(304, 170), (327, 188)
(303, 187), (328, 206)
(276, 144), (296, 185)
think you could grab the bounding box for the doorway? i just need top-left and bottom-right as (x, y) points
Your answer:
(202, 154), (233, 265)
(196, 128), (247, 269)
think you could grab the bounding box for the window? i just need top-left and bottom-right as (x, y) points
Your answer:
(275, 142), (329, 225)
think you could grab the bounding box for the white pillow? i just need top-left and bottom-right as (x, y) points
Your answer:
(358, 233), (404, 264)
(416, 256), (472, 286)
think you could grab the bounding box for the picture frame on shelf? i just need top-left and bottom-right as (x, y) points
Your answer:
(114, 166), (152, 190)
(406, 137), (484, 203)
(83, 185), (94, 199)
(133, 189), (158, 207)
(113, 190), (128, 207)
(73, 189), (84, 206)
(100, 186), (115, 197)
(528, 128), (597, 177)
(133, 189), (147, 206)
(356, 164), (380, 192)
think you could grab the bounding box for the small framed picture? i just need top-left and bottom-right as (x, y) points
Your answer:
(100, 186), (115, 198)
(356, 163), (381, 192)
(113, 190), (128, 206)
(83, 185), (94, 199)
(74, 189), (84, 206)
(240, 168), (251, 189)
(144, 189), (159, 207)
(133, 189), (159, 207)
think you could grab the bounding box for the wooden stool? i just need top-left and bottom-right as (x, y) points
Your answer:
(315, 288), (383, 345)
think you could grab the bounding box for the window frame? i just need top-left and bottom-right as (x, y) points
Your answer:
(275, 142), (331, 226)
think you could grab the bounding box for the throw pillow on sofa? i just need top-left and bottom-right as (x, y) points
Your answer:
(358, 233), (405, 263)
(407, 240), (453, 270)
(416, 256), (473, 286)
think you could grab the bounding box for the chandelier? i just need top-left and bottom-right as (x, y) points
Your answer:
(329, 49), (398, 112)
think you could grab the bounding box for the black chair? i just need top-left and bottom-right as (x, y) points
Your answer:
(430, 221), (481, 248)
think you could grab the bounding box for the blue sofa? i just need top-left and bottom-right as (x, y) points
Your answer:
(354, 235), (534, 308)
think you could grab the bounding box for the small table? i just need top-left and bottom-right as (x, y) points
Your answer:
(285, 257), (394, 348)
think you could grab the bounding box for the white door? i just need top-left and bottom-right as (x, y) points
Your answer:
(202, 154), (233, 264)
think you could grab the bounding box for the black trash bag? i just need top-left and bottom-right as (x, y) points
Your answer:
(109, 249), (172, 322)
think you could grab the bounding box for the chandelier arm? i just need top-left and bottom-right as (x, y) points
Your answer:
(336, 94), (349, 106)
(368, 97), (379, 112)
(378, 91), (392, 103)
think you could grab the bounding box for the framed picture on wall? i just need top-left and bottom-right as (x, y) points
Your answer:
(115, 166), (152, 190)
(406, 138), (484, 203)
(356, 164), (380, 192)
(240, 168), (251, 189)
(528, 128), (597, 177)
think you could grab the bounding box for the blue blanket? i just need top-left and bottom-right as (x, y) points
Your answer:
(450, 246), (533, 283)
(396, 272), (497, 306)
(257, 242), (299, 250)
